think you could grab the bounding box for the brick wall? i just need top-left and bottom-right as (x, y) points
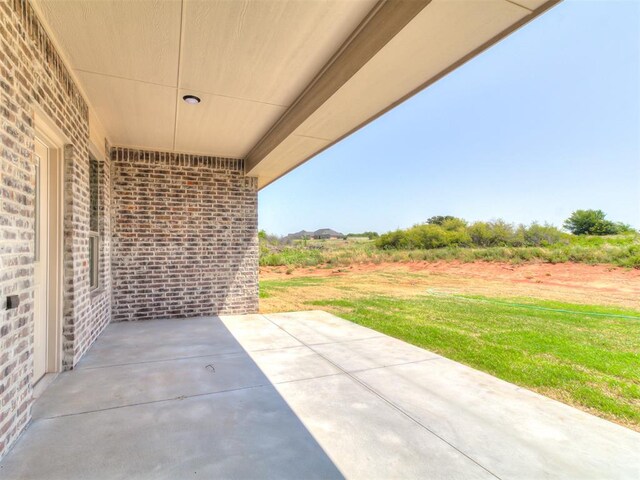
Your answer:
(111, 147), (259, 321)
(0, 0), (111, 456)
(112, 148), (258, 321)
(81, 140), (111, 359)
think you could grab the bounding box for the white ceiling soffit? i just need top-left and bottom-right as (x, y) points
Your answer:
(31, 0), (377, 158)
(32, 0), (559, 187)
(179, 0), (378, 107)
(247, 0), (561, 188)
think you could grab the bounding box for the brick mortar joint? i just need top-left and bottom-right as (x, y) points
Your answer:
(112, 146), (246, 172)
(6, 0), (89, 120)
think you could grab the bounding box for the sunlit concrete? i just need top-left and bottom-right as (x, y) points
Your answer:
(1, 311), (638, 479)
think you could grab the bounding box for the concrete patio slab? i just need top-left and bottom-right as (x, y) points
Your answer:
(2, 311), (639, 479)
(274, 374), (493, 479)
(249, 345), (342, 384)
(3, 386), (342, 480)
(311, 334), (441, 372)
(353, 359), (640, 480)
(264, 310), (383, 345)
(76, 316), (242, 369)
(34, 352), (268, 419)
(219, 314), (302, 351)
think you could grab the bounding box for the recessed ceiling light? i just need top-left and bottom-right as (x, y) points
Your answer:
(183, 94), (201, 105)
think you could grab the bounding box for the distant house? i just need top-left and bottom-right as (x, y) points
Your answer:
(282, 230), (315, 242)
(284, 228), (346, 242)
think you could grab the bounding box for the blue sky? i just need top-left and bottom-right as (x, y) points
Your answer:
(259, 0), (640, 236)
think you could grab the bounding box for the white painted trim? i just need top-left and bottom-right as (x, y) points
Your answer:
(32, 105), (70, 144)
(34, 110), (65, 377)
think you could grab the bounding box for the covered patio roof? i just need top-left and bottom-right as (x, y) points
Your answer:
(1, 311), (638, 478)
(32, 0), (560, 188)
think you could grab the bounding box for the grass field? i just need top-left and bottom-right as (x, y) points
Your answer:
(259, 265), (640, 431)
(260, 234), (640, 268)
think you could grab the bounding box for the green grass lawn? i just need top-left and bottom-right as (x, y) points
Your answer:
(302, 293), (640, 430)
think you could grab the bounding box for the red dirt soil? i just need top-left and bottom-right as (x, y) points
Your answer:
(261, 261), (640, 309)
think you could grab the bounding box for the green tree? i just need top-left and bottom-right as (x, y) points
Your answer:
(427, 215), (458, 226)
(563, 210), (618, 235)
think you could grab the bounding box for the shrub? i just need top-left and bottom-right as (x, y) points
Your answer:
(410, 224), (450, 249)
(379, 219), (568, 250)
(614, 222), (636, 234)
(468, 220), (515, 247)
(440, 217), (467, 231)
(522, 222), (564, 247)
(376, 229), (410, 249)
(377, 219), (470, 250)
